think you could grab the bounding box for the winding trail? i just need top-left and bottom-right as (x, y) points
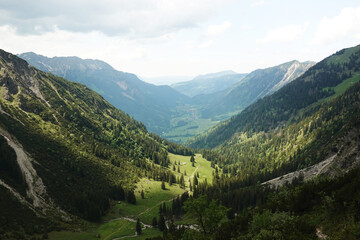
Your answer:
(137, 195), (178, 217)
(190, 165), (200, 179)
(104, 157), (202, 240)
(316, 228), (328, 239)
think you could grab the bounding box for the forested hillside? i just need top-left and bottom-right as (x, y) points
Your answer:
(0, 50), (193, 239)
(18, 52), (190, 134)
(156, 45), (360, 240)
(189, 45), (360, 149)
(20, 53), (311, 143)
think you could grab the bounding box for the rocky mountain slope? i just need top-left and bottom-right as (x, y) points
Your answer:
(0, 49), (190, 238)
(194, 60), (315, 119)
(18, 52), (190, 134)
(19, 53), (313, 143)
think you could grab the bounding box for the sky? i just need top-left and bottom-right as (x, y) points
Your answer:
(1, 0), (360, 84)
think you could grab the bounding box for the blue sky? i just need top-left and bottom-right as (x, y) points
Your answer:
(1, 0), (360, 83)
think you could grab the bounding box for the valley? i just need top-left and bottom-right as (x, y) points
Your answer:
(1, 36), (360, 240)
(48, 153), (213, 240)
(19, 54), (313, 143)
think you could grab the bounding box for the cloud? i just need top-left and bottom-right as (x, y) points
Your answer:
(206, 21), (232, 36)
(309, 6), (360, 45)
(251, 0), (265, 7)
(257, 22), (308, 44)
(199, 40), (213, 48)
(0, 0), (228, 38)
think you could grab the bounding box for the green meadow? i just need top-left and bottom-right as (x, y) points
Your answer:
(49, 153), (214, 240)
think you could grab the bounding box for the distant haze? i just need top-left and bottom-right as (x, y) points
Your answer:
(140, 76), (194, 85)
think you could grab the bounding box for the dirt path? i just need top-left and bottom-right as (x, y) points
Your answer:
(104, 158), (199, 239)
(104, 217), (152, 240)
(190, 164), (200, 179)
(316, 228), (328, 239)
(137, 196), (178, 217)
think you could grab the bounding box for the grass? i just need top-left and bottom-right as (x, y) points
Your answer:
(49, 153), (214, 240)
(322, 74), (360, 103)
(168, 153), (214, 187)
(97, 219), (135, 240)
(110, 178), (186, 224)
(163, 116), (220, 143)
(49, 231), (98, 240)
(49, 219), (162, 240)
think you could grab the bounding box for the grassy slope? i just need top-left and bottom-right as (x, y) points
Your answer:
(49, 153), (214, 240)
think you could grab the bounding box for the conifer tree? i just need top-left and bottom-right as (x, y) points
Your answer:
(193, 175), (198, 186)
(158, 214), (166, 232)
(136, 218), (142, 235)
(152, 217), (158, 227)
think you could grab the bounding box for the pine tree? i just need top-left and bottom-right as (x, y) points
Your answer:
(158, 214), (166, 232)
(152, 217), (158, 227)
(136, 218), (142, 235)
(161, 181), (166, 190)
(180, 174), (185, 188)
(141, 190), (144, 199)
(193, 175), (198, 186)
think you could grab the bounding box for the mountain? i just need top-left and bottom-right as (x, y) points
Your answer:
(171, 71), (247, 97)
(184, 45), (360, 239)
(189, 46), (360, 149)
(140, 75), (194, 85)
(0, 49), (192, 238)
(18, 52), (189, 134)
(188, 44), (360, 181)
(195, 60), (315, 119)
(161, 61), (313, 143)
(18, 53), (313, 144)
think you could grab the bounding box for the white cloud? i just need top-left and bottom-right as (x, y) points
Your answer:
(257, 22), (308, 44)
(206, 21), (232, 36)
(199, 40), (213, 48)
(251, 0), (265, 7)
(0, 0), (229, 39)
(0, 25), (147, 63)
(309, 6), (360, 45)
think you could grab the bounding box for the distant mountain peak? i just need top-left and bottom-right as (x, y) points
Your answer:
(194, 70), (238, 80)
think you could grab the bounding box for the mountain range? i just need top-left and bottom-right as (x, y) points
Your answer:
(171, 71), (247, 97)
(1, 44), (360, 239)
(187, 45), (360, 239)
(18, 52), (189, 134)
(188, 45), (360, 179)
(19, 53), (313, 143)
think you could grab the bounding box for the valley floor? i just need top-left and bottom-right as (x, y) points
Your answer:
(48, 154), (213, 240)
